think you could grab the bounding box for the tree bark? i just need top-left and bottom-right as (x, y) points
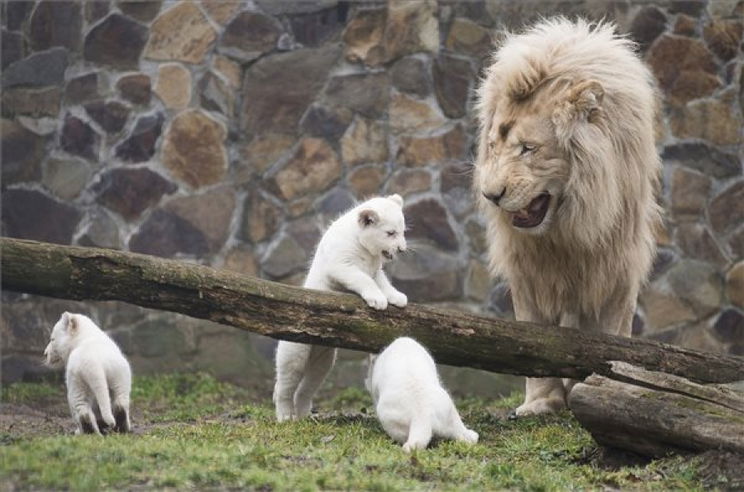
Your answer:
(2, 237), (743, 383)
(569, 362), (744, 457)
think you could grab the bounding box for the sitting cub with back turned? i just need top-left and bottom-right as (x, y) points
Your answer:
(44, 312), (132, 435)
(274, 194), (408, 422)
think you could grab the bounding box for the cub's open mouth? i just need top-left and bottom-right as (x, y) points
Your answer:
(382, 250), (394, 260)
(511, 193), (551, 228)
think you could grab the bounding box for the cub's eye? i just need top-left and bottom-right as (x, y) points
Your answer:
(520, 143), (537, 155)
(386, 231), (396, 237)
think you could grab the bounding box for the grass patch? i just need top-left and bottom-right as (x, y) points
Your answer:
(0, 373), (711, 490)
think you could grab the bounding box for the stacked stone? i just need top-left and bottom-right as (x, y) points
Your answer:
(1, 0), (742, 384)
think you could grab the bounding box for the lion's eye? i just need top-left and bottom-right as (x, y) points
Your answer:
(386, 231), (396, 237)
(520, 143), (537, 155)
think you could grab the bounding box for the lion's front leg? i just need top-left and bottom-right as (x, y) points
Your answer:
(512, 291), (567, 417)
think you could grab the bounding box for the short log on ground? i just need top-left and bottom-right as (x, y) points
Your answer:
(569, 361), (744, 458)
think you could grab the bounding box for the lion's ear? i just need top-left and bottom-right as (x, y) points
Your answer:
(553, 80), (604, 126)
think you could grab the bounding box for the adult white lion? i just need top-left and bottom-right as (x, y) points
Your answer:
(474, 18), (662, 416)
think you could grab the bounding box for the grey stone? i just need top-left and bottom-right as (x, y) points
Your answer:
(78, 208), (122, 249)
(288, 5), (346, 47)
(199, 72), (235, 117)
(324, 72), (390, 119)
(390, 245), (463, 302)
(43, 158), (91, 200)
(219, 11), (282, 62)
(712, 309), (744, 344)
(118, 0), (162, 22)
(662, 143), (741, 179)
(628, 6), (667, 51)
(667, 260), (723, 318)
(404, 198), (459, 251)
(29, 1), (82, 52)
(1, 119), (45, 185)
(433, 53), (473, 119)
(650, 247), (677, 281)
(4, 1), (34, 31)
(676, 223), (729, 267)
(2, 47), (69, 88)
(65, 73), (101, 105)
(391, 57), (431, 97)
(300, 104), (352, 141)
(262, 235), (308, 279)
(2, 29), (23, 70)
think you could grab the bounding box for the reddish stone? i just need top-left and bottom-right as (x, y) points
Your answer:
(1, 189), (82, 245)
(29, 1), (82, 52)
(84, 13), (148, 70)
(60, 114), (99, 161)
(65, 73), (100, 105)
(129, 209), (209, 258)
(94, 168), (177, 221)
(628, 6), (667, 50)
(404, 198), (459, 251)
(703, 19), (743, 61)
(85, 100), (130, 134)
(115, 113), (163, 163)
(117, 73), (151, 105)
(646, 34), (717, 93)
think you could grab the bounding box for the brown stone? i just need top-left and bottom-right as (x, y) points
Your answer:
(383, 0), (439, 63)
(676, 223), (728, 267)
(703, 19), (743, 61)
(201, 0), (241, 25)
(65, 73), (101, 107)
(118, 0), (162, 22)
(239, 134), (295, 176)
(117, 73), (151, 105)
(642, 287), (697, 331)
(389, 93), (447, 135)
(287, 198), (314, 218)
(83, 14), (148, 70)
(241, 192), (282, 244)
(710, 182), (744, 238)
(404, 198), (459, 251)
(342, 7), (386, 66)
(349, 165), (386, 198)
(387, 169), (432, 196)
(445, 17), (492, 58)
(29, 1), (82, 52)
(670, 167), (710, 218)
(94, 168), (177, 221)
(219, 11), (281, 62)
(396, 125), (467, 166)
(42, 158), (91, 200)
(669, 70), (722, 104)
(60, 114), (99, 162)
(164, 187), (236, 252)
(646, 34), (717, 93)
(1, 86), (60, 118)
(726, 262), (744, 308)
(213, 55), (241, 89)
(129, 209), (209, 258)
(673, 14), (697, 36)
(1, 119), (45, 186)
(391, 56), (431, 97)
(222, 247), (258, 276)
(340, 117), (389, 167)
(241, 45), (341, 137)
(433, 53), (473, 119)
(628, 6), (667, 51)
(162, 109), (227, 188)
(324, 72), (390, 119)
(155, 63), (192, 110)
(146, 2), (216, 64)
(84, 100), (130, 134)
(1, 189), (82, 245)
(466, 260), (491, 302)
(115, 113), (164, 163)
(287, 219), (322, 256)
(270, 137), (341, 201)
(670, 97), (742, 146)
(669, 1), (706, 16)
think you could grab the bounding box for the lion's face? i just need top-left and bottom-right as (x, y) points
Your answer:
(477, 90), (571, 235)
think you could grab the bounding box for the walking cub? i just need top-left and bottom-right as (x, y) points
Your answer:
(274, 194), (408, 422)
(44, 312), (132, 435)
(366, 337), (478, 452)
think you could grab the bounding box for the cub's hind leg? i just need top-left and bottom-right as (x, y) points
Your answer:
(293, 345), (337, 419)
(274, 342), (312, 421)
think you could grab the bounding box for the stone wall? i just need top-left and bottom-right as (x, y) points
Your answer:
(2, 0), (742, 389)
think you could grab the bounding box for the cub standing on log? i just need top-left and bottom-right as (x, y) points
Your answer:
(274, 195), (408, 422)
(474, 18), (662, 416)
(366, 337), (479, 452)
(44, 312), (132, 434)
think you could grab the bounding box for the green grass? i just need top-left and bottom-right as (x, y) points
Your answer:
(0, 373), (711, 491)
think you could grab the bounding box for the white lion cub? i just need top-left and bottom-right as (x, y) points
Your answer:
(274, 194), (408, 422)
(44, 312), (132, 435)
(366, 337), (478, 452)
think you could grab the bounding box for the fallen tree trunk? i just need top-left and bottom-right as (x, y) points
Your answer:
(2, 237), (743, 383)
(569, 362), (744, 457)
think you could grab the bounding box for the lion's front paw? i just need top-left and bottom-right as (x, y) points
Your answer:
(514, 397), (566, 417)
(363, 291), (388, 310)
(387, 290), (407, 308)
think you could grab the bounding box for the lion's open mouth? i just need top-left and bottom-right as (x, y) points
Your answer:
(511, 193), (551, 228)
(382, 250), (394, 260)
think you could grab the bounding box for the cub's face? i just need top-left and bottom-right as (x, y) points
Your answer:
(357, 195), (407, 261)
(43, 312), (75, 368)
(477, 101), (570, 235)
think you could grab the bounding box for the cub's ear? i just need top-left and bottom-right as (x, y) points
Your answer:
(63, 312), (78, 333)
(386, 194), (403, 207)
(358, 209), (379, 227)
(553, 79), (604, 126)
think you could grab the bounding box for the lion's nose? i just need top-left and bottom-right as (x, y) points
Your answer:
(483, 188), (506, 206)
